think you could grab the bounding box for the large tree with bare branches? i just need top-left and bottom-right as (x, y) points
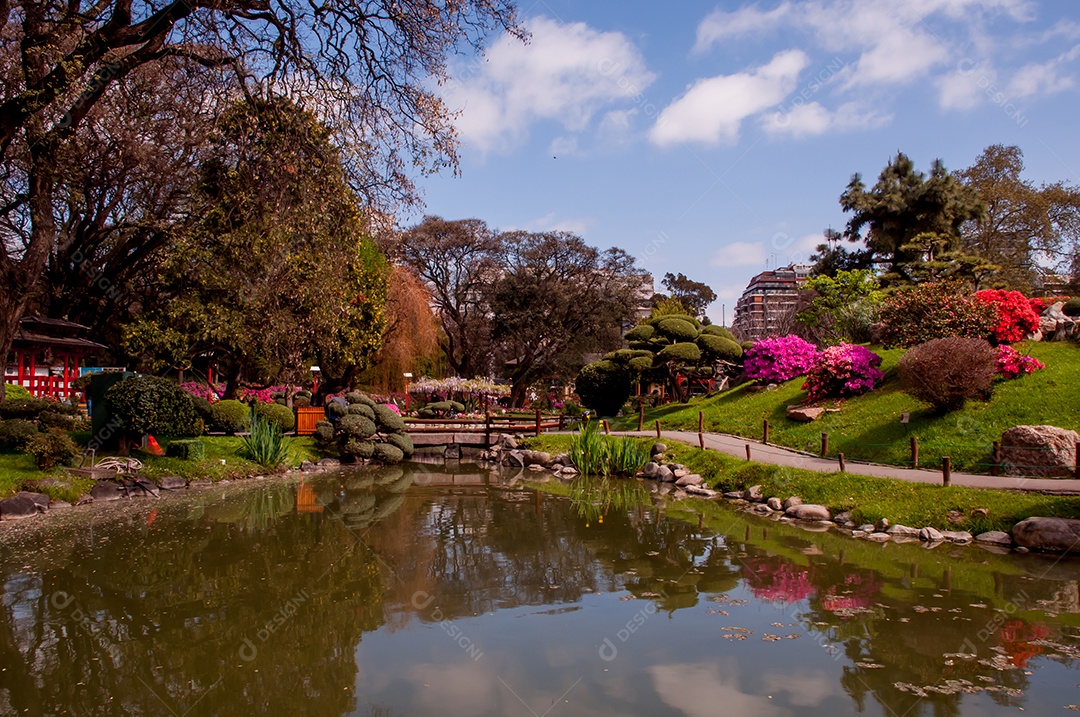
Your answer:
(0, 0), (523, 398)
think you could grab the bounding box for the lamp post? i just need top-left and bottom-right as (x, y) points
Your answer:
(310, 365), (321, 395)
(403, 372), (413, 412)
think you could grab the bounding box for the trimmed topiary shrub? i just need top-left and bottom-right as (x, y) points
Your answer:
(740, 341), (754, 352)
(898, 337), (996, 412)
(878, 282), (997, 347)
(314, 420), (335, 443)
(373, 443), (404, 464)
(372, 404), (406, 433)
(624, 324), (655, 342)
(345, 391), (366, 405)
(325, 400), (348, 418)
(209, 399), (251, 434)
(696, 334), (742, 361)
(657, 342), (702, 363)
(0, 419), (38, 451)
(293, 395), (311, 408)
(347, 403), (376, 420)
(656, 317), (699, 342)
(701, 325), (736, 341)
(254, 402), (296, 431)
(0, 397), (55, 420)
(340, 414), (377, 439)
(166, 439), (206, 461)
(344, 438), (375, 459)
(1063, 298), (1080, 317)
(627, 356), (654, 372)
(575, 360), (632, 417)
(106, 376), (200, 437)
(2, 383), (32, 400)
(385, 432), (414, 458)
(192, 397), (214, 424)
(649, 313), (700, 329)
(803, 344), (883, 402)
(743, 335), (818, 384)
(25, 428), (81, 470)
(975, 289), (1041, 344)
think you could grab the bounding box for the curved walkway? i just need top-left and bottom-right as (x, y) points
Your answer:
(610, 429), (1080, 494)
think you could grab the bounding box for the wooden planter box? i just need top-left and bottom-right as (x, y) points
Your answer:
(296, 407), (326, 436)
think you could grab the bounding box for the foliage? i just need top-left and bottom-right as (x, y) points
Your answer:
(657, 343), (702, 363)
(1, 384), (32, 401)
(348, 403), (377, 420)
(105, 376), (200, 437)
(803, 344), (884, 402)
(649, 296), (693, 318)
(878, 282), (997, 347)
(0, 419), (38, 451)
(898, 338), (997, 412)
(340, 415), (377, 439)
(574, 361), (632, 417)
(254, 402), (296, 432)
(417, 400), (466, 418)
(209, 400), (252, 435)
(384, 433), (415, 458)
(604, 438), (651, 477)
(796, 269), (884, 344)
(0, 398), (58, 421)
(1063, 298), (1080, 317)
(372, 404), (406, 433)
(373, 443), (405, 464)
(696, 334), (743, 362)
(743, 335), (818, 384)
(700, 325), (736, 340)
(238, 415), (291, 469)
(25, 429), (81, 470)
(569, 421), (608, 476)
(995, 345), (1046, 379)
(659, 272), (717, 318)
(656, 317), (699, 342)
(975, 289), (1041, 343)
(624, 324), (655, 342)
(165, 439), (207, 461)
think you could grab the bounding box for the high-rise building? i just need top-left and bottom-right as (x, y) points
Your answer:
(731, 264), (812, 341)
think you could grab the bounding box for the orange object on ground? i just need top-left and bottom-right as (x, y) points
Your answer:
(146, 435), (164, 456)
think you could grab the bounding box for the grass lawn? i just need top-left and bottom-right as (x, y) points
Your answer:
(612, 341), (1080, 474)
(0, 434), (323, 501)
(524, 433), (1080, 534)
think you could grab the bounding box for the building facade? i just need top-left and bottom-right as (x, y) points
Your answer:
(731, 264), (812, 341)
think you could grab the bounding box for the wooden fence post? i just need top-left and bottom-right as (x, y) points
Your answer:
(745, 444), (751, 461)
(603, 420), (610, 436)
(991, 441), (1001, 477)
(698, 411), (704, 434)
(485, 412), (492, 448)
(763, 419), (770, 445)
(535, 409), (541, 437)
(698, 433), (705, 450)
(1075, 443), (1079, 480)
(910, 436), (919, 468)
(838, 453), (846, 472)
(820, 433), (829, 457)
(638, 405), (644, 432)
(942, 456), (951, 486)
(655, 419), (661, 439)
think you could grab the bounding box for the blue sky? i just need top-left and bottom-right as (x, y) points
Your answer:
(415, 0), (1080, 325)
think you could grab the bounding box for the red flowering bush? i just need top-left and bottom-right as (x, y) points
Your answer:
(743, 335), (818, 384)
(878, 282), (997, 348)
(803, 344), (884, 401)
(995, 345), (1045, 379)
(975, 289), (1041, 344)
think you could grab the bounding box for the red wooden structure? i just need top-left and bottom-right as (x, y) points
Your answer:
(4, 317), (106, 401)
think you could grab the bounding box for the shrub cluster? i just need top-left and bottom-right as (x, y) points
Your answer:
(975, 289), (1041, 344)
(317, 391), (412, 463)
(209, 399), (251, 434)
(898, 337), (996, 412)
(995, 345), (1045, 379)
(105, 376), (200, 437)
(25, 428), (81, 470)
(803, 344), (883, 402)
(743, 335), (818, 384)
(254, 402), (296, 432)
(0, 419), (38, 451)
(878, 282), (997, 347)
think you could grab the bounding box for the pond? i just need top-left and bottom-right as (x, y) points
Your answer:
(2, 462), (1080, 716)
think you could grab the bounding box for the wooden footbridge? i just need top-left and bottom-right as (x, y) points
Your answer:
(404, 411), (571, 448)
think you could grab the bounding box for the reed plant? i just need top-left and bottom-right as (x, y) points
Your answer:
(239, 412), (292, 469)
(569, 420), (650, 477)
(604, 437), (650, 477)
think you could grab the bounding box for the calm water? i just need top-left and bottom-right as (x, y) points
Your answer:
(3, 462), (1080, 716)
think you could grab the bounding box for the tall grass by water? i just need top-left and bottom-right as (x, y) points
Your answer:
(239, 413), (291, 469)
(569, 420), (650, 477)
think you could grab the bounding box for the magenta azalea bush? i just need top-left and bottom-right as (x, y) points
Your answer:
(803, 343), (884, 401)
(743, 335), (818, 384)
(995, 345), (1045, 379)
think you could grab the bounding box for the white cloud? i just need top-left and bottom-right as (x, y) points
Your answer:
(762, 101), (889, 137)
(937, 62), (996, 110)
(444, 16), (655, 153)
(711, 240), (768, 268)
(1007, 44), (1080, 97)
(507, 212), (591, 235)
(695, 2), (793, 52)
(650, 50), (808, 147)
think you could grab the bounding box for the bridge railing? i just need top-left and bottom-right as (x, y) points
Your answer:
(403, 410), (573, 445)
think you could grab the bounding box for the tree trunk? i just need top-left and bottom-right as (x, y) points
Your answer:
(0, 291), (25, 404)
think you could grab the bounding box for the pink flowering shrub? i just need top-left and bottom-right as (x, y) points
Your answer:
(995, 345), (1045, 379)
(743, 335), (818, 384)
(180, 382), (224, 401)
(380, 402), (402, 415)
(803, 343), (884, 401)
(975, 289), (1041, 344)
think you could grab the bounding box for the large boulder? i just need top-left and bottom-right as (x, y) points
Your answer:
(1040, 302), (1078, 341)
(785, 504), (831, 521)
(1000, 425), (1080, 477)
(642, 462), (661, 479)
(786, 406), (825, 422)
(1012, 517), (1080, 553)
(0, 492), (45, 520)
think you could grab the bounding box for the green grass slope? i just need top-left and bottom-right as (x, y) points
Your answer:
(615, 342), (1080, 474)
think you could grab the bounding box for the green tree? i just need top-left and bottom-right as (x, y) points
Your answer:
(657, 272), (717, 319)
(796, 269), (884, 344)
(123, 98), (388, 396)
(840, 153), (983, 286)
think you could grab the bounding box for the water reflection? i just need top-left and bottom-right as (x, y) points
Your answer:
(0, 465), (1078, 717)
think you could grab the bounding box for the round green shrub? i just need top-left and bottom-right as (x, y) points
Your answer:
(697, 334), (743, 361)
(347, 403), (376, 420)
(295, 389), (312, 399)
(0, 419), (38, 450)
(656, 317), (699, 342)
(271, 391), (285, 400)
(25, 428), (81, 470)
(649, 313), (700, 329)
(628, 341), (654, 352)
(1063, 298), (1080, 317)
(385, 432), (414, 458)
(274, 398), (287, 406)
(294, 396), (311, 408)
(741, 341), (755, 352)
(345, 391), (365, 405)
(627, 356), (654, 372)
(254, 402), (296, 431)
(343, 438), (375, 458)
(657, 343), (702, 363)
(624, 324), (655, 342)
(374, 442), (404, 464)
(314, 420), (335, 443)
(2, 384), (32, 400)
(38, 410), (76, 431)
(575, 360), (632, 417)
(192, 396), (214, 423)
(340, 414), (377, 439)
(325, 400), (347, 418)
(106, 376), (200, 436)
(373, 404), (406, 433)
(209, 399), (251, 434)
(701, 324), (736, 341)
(898, 337), (996, 412)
